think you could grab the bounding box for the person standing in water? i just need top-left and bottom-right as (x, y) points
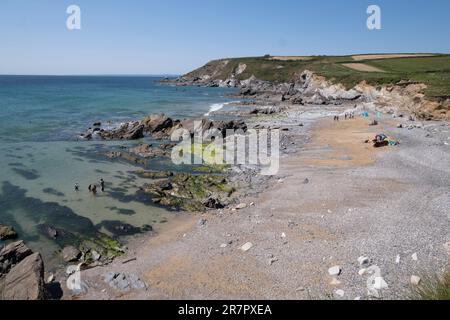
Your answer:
(100, 179), (105, 192)
(92, 185), (97, 195)
(75, 183), (79, 191)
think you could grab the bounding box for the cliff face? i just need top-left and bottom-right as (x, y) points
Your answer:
(172, 60), (450, 121)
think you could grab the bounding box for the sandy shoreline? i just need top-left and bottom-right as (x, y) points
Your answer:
(67, 104), (449, 300)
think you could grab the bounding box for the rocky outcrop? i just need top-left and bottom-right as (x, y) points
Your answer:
(0, 241), (49, 300)
(0, 225), (17, 240)
(61, 246), (81, 263)
(100, 122), (145, 140)
(144, 173), (235, 211)
(0, 241), (32, 275)
(2, 253), (47, 300)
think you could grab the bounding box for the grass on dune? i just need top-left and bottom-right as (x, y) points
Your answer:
(410, 269), (450, 300)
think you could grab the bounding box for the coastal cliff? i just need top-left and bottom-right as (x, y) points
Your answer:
(170, 55), (450, 121)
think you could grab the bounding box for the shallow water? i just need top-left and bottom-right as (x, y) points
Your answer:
(0, 76), (236, 270)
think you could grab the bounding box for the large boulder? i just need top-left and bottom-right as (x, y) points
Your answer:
(99, 122), (144, 140)
(0, 225), (17, 240)
(61, 245), (81, 263)
(2, 253), (47, 300)
(142, 114), (174, 134)
(0, 241), (33, 275)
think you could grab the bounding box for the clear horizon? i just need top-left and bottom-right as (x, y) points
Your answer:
(1, 0), (450, 75)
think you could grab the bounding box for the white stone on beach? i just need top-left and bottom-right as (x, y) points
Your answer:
(357, 256), (370, 266)
(411, 275), (421, 286)
(411, 253), (418, 261)
(240, 242), (253, 252)
(335, 290), (345, 298)
(235, 203), (247, 210)
(281, 232), (286, 238)
(395, 255), (401, 264)
(328, 266), (341, 276)
(373, 277), (388, 290)
(220, 243), (228, 248)
(358, 269), (367, 276)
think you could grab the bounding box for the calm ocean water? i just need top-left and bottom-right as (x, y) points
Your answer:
(0, 76), (236, 269)
(0, 75), (235, 142)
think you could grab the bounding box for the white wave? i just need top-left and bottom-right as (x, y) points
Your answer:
(204, 101), (239, 116)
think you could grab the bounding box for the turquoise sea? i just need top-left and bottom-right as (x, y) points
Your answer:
(0, 76), (236, 269)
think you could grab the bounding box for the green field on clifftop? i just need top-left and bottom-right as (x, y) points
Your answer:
(187, 54), (450, 100)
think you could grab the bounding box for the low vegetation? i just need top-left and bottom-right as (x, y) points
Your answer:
(186, 54), (450, 101)
(410, 269), (450, 300)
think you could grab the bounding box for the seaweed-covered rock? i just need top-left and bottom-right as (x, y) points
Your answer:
(144, 173), (235, 211)
(134, 170), (174, 179)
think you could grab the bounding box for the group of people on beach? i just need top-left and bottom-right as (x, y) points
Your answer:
(334, 111), (356, 121)
(74, 178), (105, 195)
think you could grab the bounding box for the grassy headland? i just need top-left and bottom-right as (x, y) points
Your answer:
(186, 53), (450, 101)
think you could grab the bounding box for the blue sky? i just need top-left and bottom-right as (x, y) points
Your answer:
(0, 0), (449, 75)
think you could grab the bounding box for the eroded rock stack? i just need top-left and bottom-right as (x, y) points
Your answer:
(0, 241), (48, 300)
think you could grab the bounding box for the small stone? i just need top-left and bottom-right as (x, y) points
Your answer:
(303, 178), (309, 184)
(46, 274), (54, 284)
(235, 203), (247, 210)
(358, 256), (370, 266)
(411, 275), (421, 286)
(281, 232), (286, 239)
(198, 218), (207, 227)
(328, 266), (341, 276)
(358, 269), (367, 276)
(220, 244), (228, 248)
(268, 258), (278, 265)
(411, 253), (418, 261)
(296, 286), (306, 292)
(240, 242), (253, 252)
(354, 296), (361, 300)
(373, 277), (388, 290)
(395, 255), (401, 264)
(249, 202), (255, 207)
(335, 289), (345, 298)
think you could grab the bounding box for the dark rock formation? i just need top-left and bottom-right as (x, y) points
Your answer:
(2, 253), (47, 300)
(0, 241), (33, 275)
